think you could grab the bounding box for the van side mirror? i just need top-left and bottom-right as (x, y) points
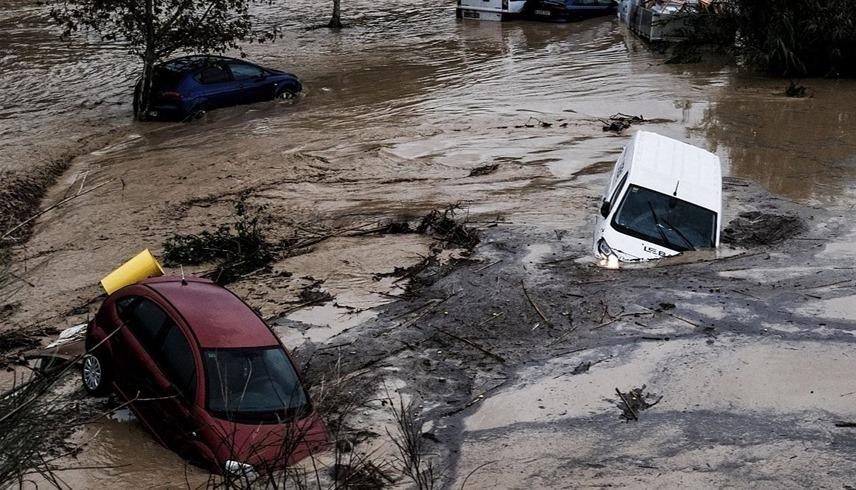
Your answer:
(600, 200), (611, 218)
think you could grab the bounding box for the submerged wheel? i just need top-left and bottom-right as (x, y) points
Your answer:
(82, 352), (110, 396)
(276, 88), (298, 100)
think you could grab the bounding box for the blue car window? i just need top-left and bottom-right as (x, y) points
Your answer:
(196, 65), (231, 84)
(227, 63), (265, 81)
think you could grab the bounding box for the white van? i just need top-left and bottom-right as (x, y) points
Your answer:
(456, 0), (527, 21)
(593, 131), (722, 263)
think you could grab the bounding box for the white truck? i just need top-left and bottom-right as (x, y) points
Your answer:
(593, 131), (722, 264)
(456, 0), (527, 21)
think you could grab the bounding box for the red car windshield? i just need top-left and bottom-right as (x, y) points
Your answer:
(203, 347), (309, 423)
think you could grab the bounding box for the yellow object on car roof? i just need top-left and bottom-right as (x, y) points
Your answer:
(100, 249), (164, 294)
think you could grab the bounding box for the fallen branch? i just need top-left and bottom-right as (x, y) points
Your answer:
(435, 328), (506, 364)
(521, 280), (551, 326)
(546, 324), (579, 347)
(475, 260), (501, 273)
(615, 388), (638, 421)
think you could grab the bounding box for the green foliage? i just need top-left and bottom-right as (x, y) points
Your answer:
(733, 0), (856, 76)
(162, 194), (277, 284)
(50, 0), (279, 119)
(676, 0), (856, 77)
(50, 0), (275, 59)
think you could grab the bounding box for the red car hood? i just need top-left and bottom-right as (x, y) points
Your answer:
(203, 411), (329, 471)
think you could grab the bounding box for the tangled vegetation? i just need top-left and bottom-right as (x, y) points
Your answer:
(163, 197), (480, 285)
(0, 365), (101, 488)
(675, 0), (856, 77)
(163, 193), (280, 284)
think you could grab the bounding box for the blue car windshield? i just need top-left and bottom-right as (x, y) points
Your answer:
(203, 347), (308, 423)
(612, 185), (717, 252)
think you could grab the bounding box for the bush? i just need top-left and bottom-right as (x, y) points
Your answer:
(162, 193), (278, 284)
(678, 0), (856, 77)
(735, 0), (856, 76)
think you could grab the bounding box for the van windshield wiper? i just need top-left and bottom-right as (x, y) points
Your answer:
(661, 217), (696, 251)
(647, 201), (678, 250)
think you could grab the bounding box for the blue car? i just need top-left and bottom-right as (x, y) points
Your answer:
(133, 55), (303, 120)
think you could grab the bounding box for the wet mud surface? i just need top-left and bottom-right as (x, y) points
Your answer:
(3, 0), (856, 486)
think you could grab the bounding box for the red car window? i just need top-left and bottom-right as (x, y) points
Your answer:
(117, 296), (169, 352)
(117, 296), (197, 400)
(158, 324), (197, 400)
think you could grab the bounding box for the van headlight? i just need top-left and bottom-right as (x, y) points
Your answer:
(597, 238), (613, 257)
(225, 460), (257, 479)
(597, 239), (621, 269)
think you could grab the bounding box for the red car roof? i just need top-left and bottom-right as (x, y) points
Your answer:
(141, 277), (279, 349)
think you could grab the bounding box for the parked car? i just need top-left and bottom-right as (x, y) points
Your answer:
(523, 0), (617, 22)
(456, 0), (527, 21)
(593, 131), (722, 264)
(133, 55), (303, 120)
(81, 276), (327, 475)
(457, 0), (614, 21)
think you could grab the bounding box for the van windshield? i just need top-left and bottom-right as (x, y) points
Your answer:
(612, 185), (717, 252)
(203, 347), (309, 423)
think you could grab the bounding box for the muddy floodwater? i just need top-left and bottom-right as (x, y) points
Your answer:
(3, 0), (856, 487)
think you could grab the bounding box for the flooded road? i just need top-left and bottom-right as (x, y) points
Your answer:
(4, 0), (856, 486)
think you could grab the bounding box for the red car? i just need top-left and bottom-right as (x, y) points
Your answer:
(82, 276), (327, 475)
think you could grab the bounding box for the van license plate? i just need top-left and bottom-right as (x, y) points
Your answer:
(463, 10), (480, 18)
(535, 9), (550, 15)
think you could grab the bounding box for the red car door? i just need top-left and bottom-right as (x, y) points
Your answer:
(143, 311), (202, 455)
(112, 296), (175, 444)
(112, 296), (198, 450)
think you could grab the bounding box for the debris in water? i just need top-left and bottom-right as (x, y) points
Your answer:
(45, 323), (87, 348)
(416, 204), (480, 250)
(469, 164), (500, 177)
(162, 192), (278, 284)
(602, 113), (644, 133)
(615, 385), (662, 422)
(835, 421), (856, 428)
(514, 116), (552, 129)
(722, 211), (806, 246)
(785, 81), (807, 98)
(571, 361), (592, 375)
(656, 302), (676, 311)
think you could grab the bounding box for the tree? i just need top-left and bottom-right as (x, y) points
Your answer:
(673, 0), (856, 77)
(51, 0), (277, 120)
(329, 0), (342, 29)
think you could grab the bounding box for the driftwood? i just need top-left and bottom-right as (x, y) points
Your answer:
(521, 280), (551, 326)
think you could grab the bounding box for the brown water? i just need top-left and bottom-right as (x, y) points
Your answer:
(4, 0), (856, 486)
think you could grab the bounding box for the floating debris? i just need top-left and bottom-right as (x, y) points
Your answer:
(602, 113), (644, 133)
(469, 164), (500, 177)
(785, 81), (807, 98)
(615, 385), (662, 422)
(571, 361), (592, 375)
(722, 211), (806, 247)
